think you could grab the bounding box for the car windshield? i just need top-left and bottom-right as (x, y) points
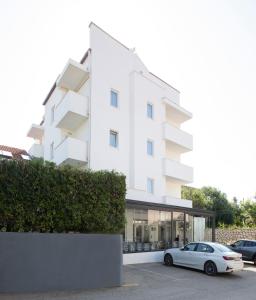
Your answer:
(214, 243), (232, 252)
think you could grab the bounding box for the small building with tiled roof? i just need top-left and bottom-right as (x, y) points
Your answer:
(0, 145), (30, 160)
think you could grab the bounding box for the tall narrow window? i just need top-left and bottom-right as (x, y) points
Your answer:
(147, 178), (154, 194)
(51, 105), (55, 124)
(110, 130), (118, 148)
(50, 142), (54, 159)
(147, 103), (153, 119)
(147, 140), (154, 156)
(110, 90), (118, 107)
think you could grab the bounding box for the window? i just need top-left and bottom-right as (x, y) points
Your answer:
(214, 243), (233, 252)
(50, 142), (54, 159)
(196, 243), (214, 253)
(147, 178), (154, 194)
(123, 208), (214, 254)
(110, 130), (118, 148)
(110, 90), (118, 107)
(147, 140), (154, 156)
(244, 241), (256, 247)
(51, 105), (55, 124)
(233, 240), (244, 247)
(184, 243), (197, 251)
(147, 103), (153, 119)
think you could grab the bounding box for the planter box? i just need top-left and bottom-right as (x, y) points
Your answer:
(0, 232), (122, 293)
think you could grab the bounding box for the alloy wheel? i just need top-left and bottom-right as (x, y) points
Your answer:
(164, 254), (173, 266)
(204, 261), (217, 275)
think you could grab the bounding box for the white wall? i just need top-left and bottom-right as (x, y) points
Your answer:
(89, 24), (132, 185)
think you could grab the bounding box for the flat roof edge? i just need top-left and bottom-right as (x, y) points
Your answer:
(126, 199), (215, 216)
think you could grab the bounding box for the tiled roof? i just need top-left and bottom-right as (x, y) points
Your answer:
(0, 145), (30, 160)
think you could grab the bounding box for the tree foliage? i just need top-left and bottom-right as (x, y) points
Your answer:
(182, 185), (256, 228)
(0, 159), (126, 233)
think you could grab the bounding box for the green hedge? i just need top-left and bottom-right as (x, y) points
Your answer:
(0, 159), (126, 233)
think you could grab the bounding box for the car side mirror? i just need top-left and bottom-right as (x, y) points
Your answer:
(230, 244), (235, 247)
(180, 247), (184, 251)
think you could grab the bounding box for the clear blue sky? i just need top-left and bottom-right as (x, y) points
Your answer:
(0, 0), (256, 200)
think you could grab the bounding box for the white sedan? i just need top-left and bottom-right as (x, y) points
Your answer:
(163, 242), (244, 275)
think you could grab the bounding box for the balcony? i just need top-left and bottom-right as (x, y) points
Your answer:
(163, 122), (193, 153)
(27, 124), (44, 140)
(163, 97), (192, 124)
(163, 159), (193, 183)
(55, 91), (88, 131)
(28, 144), (44, 158)
(54, 137), (87, 167)
(56, 59), (89, 91)
(163, 196), (192, 208)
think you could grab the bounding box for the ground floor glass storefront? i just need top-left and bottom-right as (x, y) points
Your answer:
(123, 202), (214, 253)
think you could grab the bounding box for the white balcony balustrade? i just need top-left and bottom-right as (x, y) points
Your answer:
(28, 144), (44, 158)
(163, 122), (193, 153)
(163, 97), (192, 125)
(163, 158), (193, 183)
(162, 196), (192, 208)
(54, 137), (88, 167)
(56, 59), (89, 91)
(27, 124), (44, 140)
(54, 91), (89, 131)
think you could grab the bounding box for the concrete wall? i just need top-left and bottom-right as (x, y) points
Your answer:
(123, 251), (164, 265)
(0, 232), (122, 293)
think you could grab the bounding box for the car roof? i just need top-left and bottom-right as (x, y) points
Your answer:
(190, 241), (225, 246)
(237, 239), (256, 242)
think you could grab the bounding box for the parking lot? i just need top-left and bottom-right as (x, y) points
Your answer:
(1, 262), (256, 300)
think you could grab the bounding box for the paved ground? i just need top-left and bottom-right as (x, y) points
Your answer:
(1, 262), (256, 300)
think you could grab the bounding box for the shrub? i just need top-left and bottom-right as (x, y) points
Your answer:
(0, 159), (126, 233)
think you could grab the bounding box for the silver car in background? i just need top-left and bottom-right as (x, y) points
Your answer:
(164, 242), (244, 275)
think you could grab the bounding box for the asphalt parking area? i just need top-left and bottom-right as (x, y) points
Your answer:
(1, 263), (256, 300)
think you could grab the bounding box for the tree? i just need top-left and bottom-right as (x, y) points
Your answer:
(201, 186), (234, 226)
(181, 186), (208, 209)
(240, 200), (256, 227)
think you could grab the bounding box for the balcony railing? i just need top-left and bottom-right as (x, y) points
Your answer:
(56, 59), (89, 91)
(162, 196), (192, 208)
(163, 158), (193, 183)
(54, 91), (88, 131)
(163, 97), (192, 124)
(28, 144), (44, 158)
(54, 137), (87, 167)
(163, 122), (193, 152)
(27, 124), (44, 140)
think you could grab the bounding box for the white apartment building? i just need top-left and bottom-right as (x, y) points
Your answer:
(27, 23), (214, 264)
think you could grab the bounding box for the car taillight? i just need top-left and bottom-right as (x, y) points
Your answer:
(223, 256), (235, 260)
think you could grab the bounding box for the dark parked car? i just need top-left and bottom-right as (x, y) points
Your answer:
(229, 240), (256, 265)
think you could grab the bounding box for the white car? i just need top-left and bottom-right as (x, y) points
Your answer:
(164, 242), (244, 275)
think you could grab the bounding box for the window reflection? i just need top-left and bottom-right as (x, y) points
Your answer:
(123, 208), (213, 253)
(172, 212), (184, 248)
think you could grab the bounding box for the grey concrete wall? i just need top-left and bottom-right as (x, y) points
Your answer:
(0, 232), (122, 293)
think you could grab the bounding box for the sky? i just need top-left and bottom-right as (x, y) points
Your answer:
(0, 0), (256, 201)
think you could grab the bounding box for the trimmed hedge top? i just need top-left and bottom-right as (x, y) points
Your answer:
(0, 159), (126, 233)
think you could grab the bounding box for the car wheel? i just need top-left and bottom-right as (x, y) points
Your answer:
(204, 261), (217, 276)
(164, 254), (173, 266)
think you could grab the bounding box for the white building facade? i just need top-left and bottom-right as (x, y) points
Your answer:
(27, 23), (214, 264)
